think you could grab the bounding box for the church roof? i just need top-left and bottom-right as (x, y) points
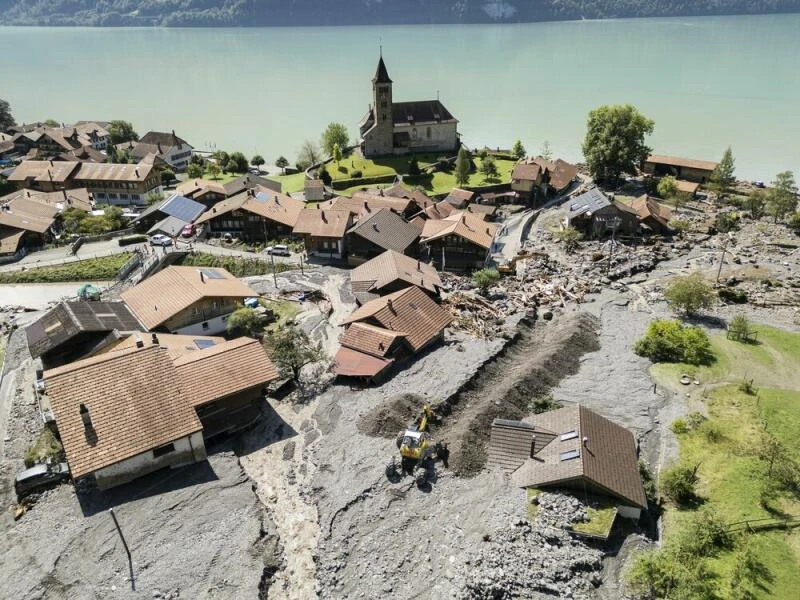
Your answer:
(373, 56), (392, 84)
(392, 100), (456, 126)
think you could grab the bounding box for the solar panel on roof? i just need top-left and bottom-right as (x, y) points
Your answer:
(560, 449), (580, 461)
(253, 192), (269, 203)
(199, 268), (224, 279)
(194, 339), (217, 349)
(161, 195), (205, 223)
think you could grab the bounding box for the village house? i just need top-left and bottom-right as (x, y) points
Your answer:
(333, 192), (418, 220)
(443, 188), (479, 209)
(222, 174), (282, 197)
(345, 208), (420, 266)
(359, 54), (459, 157)
(292, 208), (352, 259)
(631, 194), (673, 234)
(565, 188), (639, 238)
(511, 162), (546, 204)
(196, 189), (304, 242)
(304, 178), (326, 202)
(7, 159), (163, 205)
(43, 335), (279, 489)
(117, 130), (194, 171)
(334, 285), (453, 382)
(529, 157), (579, 196)
(643, 154), (719, 184)
(121, 266), (259, 335)
(10, 123), (111, 159)
(419, 211), (498, 271)
(488, 405), (647, 520)
(350, 249), (443, 303)
(134, 193), (206, 237)
(175, 179), (228, 208)
(408, 199), (459, 229)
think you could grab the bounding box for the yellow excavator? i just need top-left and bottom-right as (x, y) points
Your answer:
(386, 404), (449, 485)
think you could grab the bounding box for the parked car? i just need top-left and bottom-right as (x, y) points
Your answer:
(266, 244), (290, 256)
(14, 462), (70, 499)
(181, 223), (195, 238)
(150, 234), (173, 247)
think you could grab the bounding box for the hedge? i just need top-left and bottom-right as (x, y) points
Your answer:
(331, 174), (397, 190)
(118, 235), (148, 247)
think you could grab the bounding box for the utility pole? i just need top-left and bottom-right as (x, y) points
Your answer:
(109, 508), (135, 590)
(270, 250), (277, 288)
(715, 233), (733, 284)
(605, 217), (621, 278)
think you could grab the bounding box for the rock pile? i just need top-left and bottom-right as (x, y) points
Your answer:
(458, 493), (603, 600)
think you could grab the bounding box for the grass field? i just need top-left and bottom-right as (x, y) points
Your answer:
(651, 324), (800, 599)
(0, 253), (132, 284)
(263, 299), (301, 332)
(267, 172), (307, 194)
(181, 252), (299, 278)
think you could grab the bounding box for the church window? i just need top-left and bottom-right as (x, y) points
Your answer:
(381, 113), (387, 121)
(380, 101), (387, 109)
(426, 127), (432, 139)
(411, 128), (418, 139)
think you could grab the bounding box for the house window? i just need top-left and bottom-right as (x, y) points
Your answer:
(426, 127), (432, 139)
(560, 431), (578, 442)
(153, 442), (176, 458)
(202, 321), (209, 331)
(559, 449), (580, 461)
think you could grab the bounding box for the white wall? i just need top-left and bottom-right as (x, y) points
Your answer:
(94, 431), (206, 490)
(173, 312), (233, 336)
(394, 121), (458, 152)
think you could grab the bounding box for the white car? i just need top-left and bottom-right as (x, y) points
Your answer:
(150, 234), (173, 247)
(266, 244), (290, 256)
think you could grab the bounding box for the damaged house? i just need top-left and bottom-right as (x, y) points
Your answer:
(350, 249), (443, 304)
(420, 212), (498, 271)
(345, 208), (421, 266)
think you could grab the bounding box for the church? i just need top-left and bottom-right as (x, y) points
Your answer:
(359, 55), (460, 158)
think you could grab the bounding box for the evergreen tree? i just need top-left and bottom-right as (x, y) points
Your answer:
(512, 139), (526, 160)
(710, 146), (736, 191)
(454, 147), (471, 187)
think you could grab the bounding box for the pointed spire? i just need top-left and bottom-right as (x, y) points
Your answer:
(373, 54), (392, 84)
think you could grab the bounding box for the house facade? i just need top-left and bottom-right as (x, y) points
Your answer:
(122, 131), (194, 172)
(565, 188), (639, 238)
(420, 212), (498, 271)
(195, 190), (303, 242)
(359, 55), (459, 157)
(643, 155), (718, 184)
(345, 208), (420, 266)
(292, 209), (352, 259)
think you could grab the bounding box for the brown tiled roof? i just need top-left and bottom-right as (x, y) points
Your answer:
(465, 204), (496, 217)
(74, 161), (154, 183)
(45, 345), (203, 479)
(139, 130), (192, 149)
(346, 208), (420, 253)
(645, 154), (719, 172)
(121, 266), (258, 330)
(195, 189), (304, 228)
(530, 158), (578, 193)
(332, 346), (394, 378)
(0, 195), (60, 234)
(176, 179), (227, 198)
(305, 178), (324, 190)
(174, 337), (278, 408)
(0, 230), (24, 254)
(342, 286), (452, 352)
(510, 405), (646, 509)
(488, 420), (558, 472)
(335, 193), (412, 216)
(417, 201), (457, 221)
(103, 333), (226, 360)
(443, 188), (476, 208)
(223, 174), (282, 196)
(420, 212), (498, 250)
(350, 249), (442, 296)
(632, 195), (673, 229)
(1, 188), (92, 213)
(675, 180), (700, 194)
(512, 162), (541, 182)
(340, 322), (407, 358)
(392, 100), (456, 125)
(8, 161), (80, 183)
(292, 208), (352, 238)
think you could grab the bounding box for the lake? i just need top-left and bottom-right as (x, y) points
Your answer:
(1, 15), (798, 180)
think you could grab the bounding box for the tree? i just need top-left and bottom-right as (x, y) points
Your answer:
(108, 120), (138, 144)
(480, 155), (499, 181)
(554, 226), (582, 253)
(318, 164), (332, 186)
(213, 150), (229, 169)
(225, 159), (239, 174)
(472, 268), (501, 294)
(746, 189), (767, 219)
(664, 272), (714, 316)
(61, 207), (88, 233)
(228, 151), (249, 173)
(454, 147), (471, 187)
(709, 146), (736, 192)
(332, 143), (342, 167)
(160, 169), (176, 186)
(0, 99), (15, 131)
(207, 162), (222, 180)
(264, 324), (326, 382)
(408, 155), (421, 176)
(321, 122), (349, 157)
(187, 163), (203, 179)
(250, 154), (265, 172)
(275, 156), (289, 174)
(668, 218), (691, 236)
(227, 307), (266, 338)
(788, 212), (800, 233)
(727, 314), (751, 342)
(656, 175), (678, 199)
(298, 140), (321, 169)
(634, 319), (714, 365)
(145, 191), (165, 205)
(43, 118), (60, 128)
(766, 170), (798, 222)
(660, 463), (700, 505)
(540, 140), (553, 161)
(512, 139), (526, 160)
(582, 104), (654, 183)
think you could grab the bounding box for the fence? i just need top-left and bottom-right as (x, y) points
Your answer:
(726, 516), (800, 534)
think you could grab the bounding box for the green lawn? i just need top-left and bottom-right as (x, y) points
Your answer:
(200, 170), (239, 184)
(570, 503), (618, 538)
(416, 157), (517, 195)
(180, 252), (299, 278)
(0, 253), (132, 284)
(267, 172), (306, 194)
(653, 324), (800, 599)
(262, 299), (301, 332)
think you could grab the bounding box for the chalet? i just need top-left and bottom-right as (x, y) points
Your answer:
(334, 286), (452, 382)
(643, 155), (718, 184)
(292, 209), (352, 259)
(118, 130), (194, 171)
(360, 55), (459, 157)
(25, 301), (146, 369)
(631, 195), (673, 234)
(345, 208), (420, 266)
(488, 405), (647, 520)
(333, 192), (417, 220)
(175, 179), (228, 208)
(194, 189), (303, 242)
(565, 188), (639, 238)
(443, 188), (478, 209)
(44, 336), (278, 489)
(305, 178), (325, 202)
(420, 212), (498, 271)
(133, 194), (206, 235)
(350, 249), (442, 302)
(223, 174), (282, 197)
(408, 199), (458, 229)
(121, 266), (258, 335)
(529, 157), (579, 196)
(511, 162), (546, 204)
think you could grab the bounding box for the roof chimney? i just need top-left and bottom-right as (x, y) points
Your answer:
(321, 210), (327, 223)
(417, 260), (421, 271)
(135, 168), (139, 178)
(583, 436), (589, 447)
(135, 335), (144, 348)
(151, 333), (159, 345)
(372, 223), (379, 231)
(387, 298), (395, 313)
(80, 403), (94, 431)
(200, 270), (205, 283)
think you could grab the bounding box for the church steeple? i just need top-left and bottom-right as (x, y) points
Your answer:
(373, 54), (392, 84)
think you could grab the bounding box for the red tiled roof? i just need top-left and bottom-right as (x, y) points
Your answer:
(350, 249), (442, 296)
(333, 346), (394, 378)
(339, 322), (407, 357)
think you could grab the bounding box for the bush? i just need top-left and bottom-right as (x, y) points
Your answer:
(626, 547), (717, 600)
(634, 319), (714, 365)
(554, 226), (582, 253)
(472, 268), (501, 294)
(677, 508), (733, 556)
(351, 169), (363, 178)
(528, 393), (561, 414)
(227, 307), (266, 338)
(727, 314), (752, 342)
(718, 288), (748, 304)
(160, 168), (176, 185)
(700, 421), (723, 443)
(685, 411), (707, 429)
(24, 426), (63, 468)
(660, 463), (700, 504)
(664, 272), (714, 316)
(118, 235), (148, 246)
(408, 156), (421, 176)
(738, 377), (758, 395)
(715, 211), (740, 233)
(668, 218), (691, 235)
(671, 418), (689, 434)
(638, 460), (657, 502)
(788, 212), (800, 233)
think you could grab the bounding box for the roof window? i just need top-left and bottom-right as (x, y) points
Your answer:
(559, 449), (580, 461)
(560, 430), (578, 441)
